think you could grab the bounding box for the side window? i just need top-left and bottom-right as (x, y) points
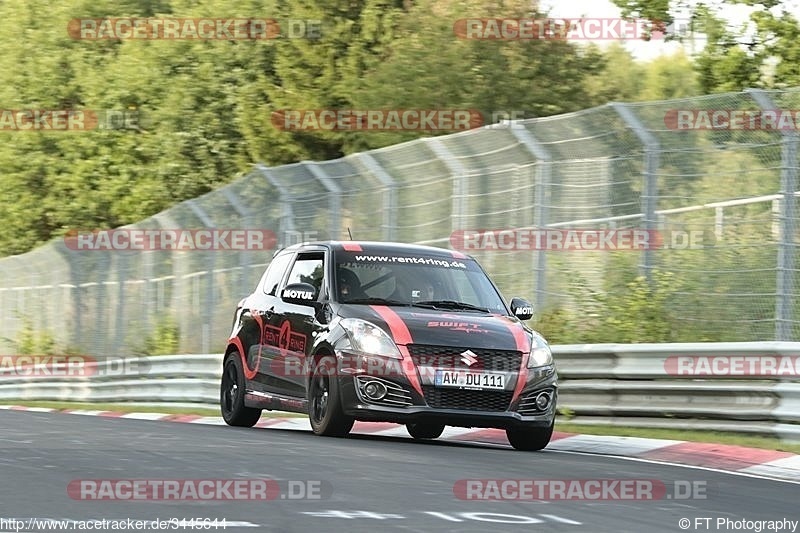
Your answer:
(286, 253), (325, 296)
(261, 253), (293, 296)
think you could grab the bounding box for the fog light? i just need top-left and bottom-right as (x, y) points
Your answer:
(363, 380), (387, 401)
(535, 392), (551, 410)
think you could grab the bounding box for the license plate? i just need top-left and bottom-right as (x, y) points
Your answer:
(434, 370), (505, 390)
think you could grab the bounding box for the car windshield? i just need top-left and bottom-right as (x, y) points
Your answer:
(334, 250), (508, 313)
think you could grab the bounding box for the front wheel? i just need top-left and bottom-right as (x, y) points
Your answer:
(506, 423), (554, 451)
(406, 423), (445, 440)
(220, 352), (262, 427)
(308, 355), (354, 437)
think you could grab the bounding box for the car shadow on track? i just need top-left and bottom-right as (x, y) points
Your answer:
(251, 425), (527, 452)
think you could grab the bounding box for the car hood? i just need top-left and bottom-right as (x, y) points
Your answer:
(337, 304), (531, 352)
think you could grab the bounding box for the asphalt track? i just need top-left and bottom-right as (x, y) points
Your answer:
(0, 410), (797, 533)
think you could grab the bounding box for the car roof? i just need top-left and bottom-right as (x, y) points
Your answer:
(275, 240), (471, 258)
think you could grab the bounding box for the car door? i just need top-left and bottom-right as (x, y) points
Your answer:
(270, 249), (330, 395)
(238, 250), (296, 397)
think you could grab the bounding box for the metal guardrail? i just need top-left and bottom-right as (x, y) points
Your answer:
(0, 355), (222, 407)
(1, 345), (798, 441)
(553, 343), (800, 442)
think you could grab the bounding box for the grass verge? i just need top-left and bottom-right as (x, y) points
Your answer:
(1, 401), (305, 418)
(556, 422), (800, 455)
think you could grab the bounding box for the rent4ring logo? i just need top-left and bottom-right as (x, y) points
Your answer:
(454, 479), (708, 501)
(64, 229), (278, 252)
(450, 229), (705, 251)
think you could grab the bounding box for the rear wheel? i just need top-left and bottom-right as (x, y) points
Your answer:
(406, 423), (445, 440)
(220, 352), (262, 427)
(308, 355), (354, 437)
(506, 423), (554, 451)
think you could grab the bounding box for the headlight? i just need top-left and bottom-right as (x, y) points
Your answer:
(527, 334), (553, 368)
(339, 318), (402, 359)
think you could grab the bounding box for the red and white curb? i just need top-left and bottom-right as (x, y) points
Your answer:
(3, 405), (799, 483)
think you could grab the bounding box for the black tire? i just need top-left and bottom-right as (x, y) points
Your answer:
(308, 355), (354, 437)
(406, 422), (445, 440)
(506, 423), (554, 451)
(220, 352), (262, 427)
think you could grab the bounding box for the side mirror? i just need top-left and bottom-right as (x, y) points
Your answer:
(510, 297), (533, 320)
(281, 283), (318, 306)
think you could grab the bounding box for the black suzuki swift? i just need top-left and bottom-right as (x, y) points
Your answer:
(220, 241), (557, 450)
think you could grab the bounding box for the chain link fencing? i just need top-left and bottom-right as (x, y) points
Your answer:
(0, 88), (797, 355)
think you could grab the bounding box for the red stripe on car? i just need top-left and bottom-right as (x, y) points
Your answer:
(398, 345), (424, 396)
(369, 306), (423, 395)
(369, 305), (413, 344)
(502, 320), (531, 403)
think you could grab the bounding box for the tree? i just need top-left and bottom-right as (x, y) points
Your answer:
(584, 42), (645, 105)
(611, 0), (800, 92)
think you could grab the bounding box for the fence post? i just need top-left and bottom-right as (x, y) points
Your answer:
(358, 153), (397, 241)
(427, 137), (467, 236)
(305, 162), (342, 240)
(187, 200), (217, 354)
(155, 211), (190, 354)
(221, 186), (256, 302)
(257, 164), (296, 246)
(612, 103), (659, 282)
(747, 89), (797, 341)
(112, 253), (126, 356)
(510, 123), (552, 311)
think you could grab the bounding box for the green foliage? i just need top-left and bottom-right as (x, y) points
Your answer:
(533, 269), (681, 344)
(12, 316), (57, 355)
(0, 0), (792, 258)
(0, 0), (630, 257)
(611, 0), (800, 93)
(584, 43), (646, 105)
(557, 406), (575, 420)
(139, 316), (180, 355)
(637, 50), (700, 100)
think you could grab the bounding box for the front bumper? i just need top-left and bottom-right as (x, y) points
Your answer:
(336, 351), (557, 430)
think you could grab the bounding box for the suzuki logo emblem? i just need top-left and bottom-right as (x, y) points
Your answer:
(460, 350), (479, 367)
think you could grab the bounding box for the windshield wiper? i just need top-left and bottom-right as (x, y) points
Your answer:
(342, 297), (410, 306)
(412, 300), (490, 313)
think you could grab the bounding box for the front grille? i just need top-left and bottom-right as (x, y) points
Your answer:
(408, 345), (522, 372)
(422, 386), (512, 412)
